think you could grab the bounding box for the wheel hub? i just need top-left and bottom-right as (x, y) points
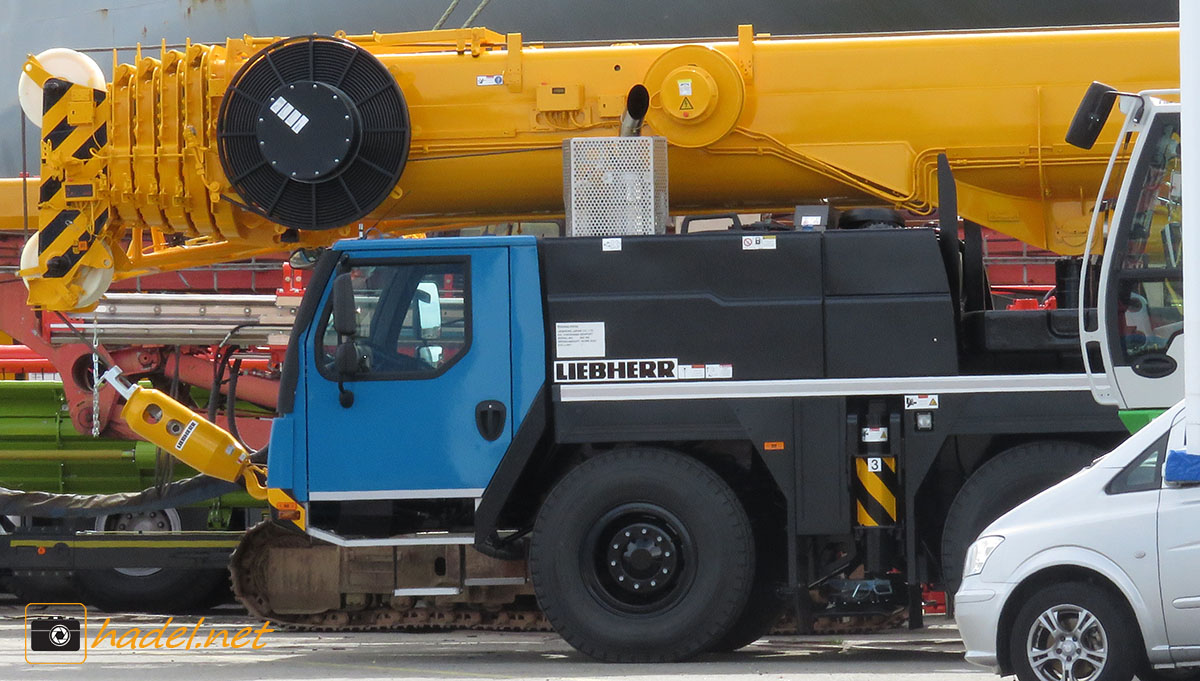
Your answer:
(96, 509), (180, 577)
(605, 522), (679, 596)
(1027, 604), (1107, 681)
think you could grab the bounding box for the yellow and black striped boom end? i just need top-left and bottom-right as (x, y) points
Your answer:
(19, 55), (113, 311)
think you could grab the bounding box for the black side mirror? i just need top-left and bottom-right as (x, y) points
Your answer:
(335, 341), (360, 376)
(331, 272), (358, 407)
(1066, 82), (1119, 150)
(332, 273), (357, 337)
(288, 247), (322, 270)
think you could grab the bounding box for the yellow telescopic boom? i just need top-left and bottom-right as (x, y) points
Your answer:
(15, 23), (1180, 310)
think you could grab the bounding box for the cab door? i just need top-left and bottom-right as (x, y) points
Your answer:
(1097, 107), (1183, 409)
(1157, 417), (1200, 660)
(303, 243), (513, 499)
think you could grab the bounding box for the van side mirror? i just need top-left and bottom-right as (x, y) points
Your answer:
(1066, 82), (1118, 150)
(332, 273), (357, 337)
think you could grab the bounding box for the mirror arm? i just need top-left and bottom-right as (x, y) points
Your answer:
(335, 331), (356, 408)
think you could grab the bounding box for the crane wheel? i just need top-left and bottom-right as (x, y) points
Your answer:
(216, 35), (410, 230)
(941, 441), (1101, 605)
(529, 447), (755, 662)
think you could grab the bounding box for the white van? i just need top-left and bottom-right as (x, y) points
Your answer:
(956, 402), (1200, 681)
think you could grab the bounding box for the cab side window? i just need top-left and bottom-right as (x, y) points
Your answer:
(318, 260), (469, 379)
(1109, 116), (1183, 366)
(1106, 432), (1169, 494)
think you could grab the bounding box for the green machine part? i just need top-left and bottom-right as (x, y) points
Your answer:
(1118, 409), (1167, 434)
(0, 380), (258, 524)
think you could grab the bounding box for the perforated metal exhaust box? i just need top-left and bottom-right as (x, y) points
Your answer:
(563, 137), (669, 237)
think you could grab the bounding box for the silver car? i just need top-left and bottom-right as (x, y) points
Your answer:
(956, 402), (1200, 681)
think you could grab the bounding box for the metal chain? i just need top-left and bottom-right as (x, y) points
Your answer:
(91, 316), (100, 437)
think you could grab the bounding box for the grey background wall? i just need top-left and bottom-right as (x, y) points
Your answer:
(0, 0), (1178, 175)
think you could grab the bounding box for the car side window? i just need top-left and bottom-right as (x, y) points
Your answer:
(316, 260), (469, 380)
(1106, 432), (1169, 494)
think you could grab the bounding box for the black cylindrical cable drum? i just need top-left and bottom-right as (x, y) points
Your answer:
(217, 35), (410, 230)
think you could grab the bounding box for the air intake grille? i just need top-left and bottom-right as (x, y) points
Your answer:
(563, 137), (668, 237)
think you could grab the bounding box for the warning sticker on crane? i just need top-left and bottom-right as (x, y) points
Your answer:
(904, 394), (939, 410)
(742, 235), (776, 250)
(677, 79), (693, 96)
(705, 363), (733, 378)
(476, 75), (504, 86)
(676, 364), (734, 379)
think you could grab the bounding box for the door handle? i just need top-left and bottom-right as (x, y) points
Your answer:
(475, 400), (507, 442)
(1131, 353), (1177, 378)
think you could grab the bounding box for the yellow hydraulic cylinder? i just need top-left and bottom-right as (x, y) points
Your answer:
(99, 366), (303, 526)
(100, 367), (267, 500)
(15, 23), (1181, 310)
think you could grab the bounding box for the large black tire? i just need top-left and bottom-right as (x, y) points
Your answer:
(75, 509), (230, 612)
(706, 569), (785, 653)
(530, 447), (755, 662)
(6, 573), (81, 604)
(76, 568), (229, 613)
(708, 505), (787, 653)
(1010, 582), (1139, 681)
(942, 441), (1100, 598)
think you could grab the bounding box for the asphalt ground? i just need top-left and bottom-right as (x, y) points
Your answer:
(0, 604), (989, 681)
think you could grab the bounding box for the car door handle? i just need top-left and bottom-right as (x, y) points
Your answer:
(475, 400), (507, 442)
(1132, 353), (1177, 378)
(1173, 596), (1200, 610)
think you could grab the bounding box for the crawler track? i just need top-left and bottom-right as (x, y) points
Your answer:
(231, 521), (905, 636)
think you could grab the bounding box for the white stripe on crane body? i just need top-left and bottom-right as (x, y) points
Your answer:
(557, 373), (1094, 402)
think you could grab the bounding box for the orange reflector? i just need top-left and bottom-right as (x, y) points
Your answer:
(763, 441), (785, 451)
(36, 546), (46, 555)
(277, 509), (301, 521)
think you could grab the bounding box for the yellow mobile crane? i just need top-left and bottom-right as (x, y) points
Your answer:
(8, 23), (1179, 311)
(0, 23), (1183, 655)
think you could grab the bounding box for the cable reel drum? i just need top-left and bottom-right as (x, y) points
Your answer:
(216, 36), (412, 231)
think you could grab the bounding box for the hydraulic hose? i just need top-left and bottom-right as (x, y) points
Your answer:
(0, 475), (239, 519)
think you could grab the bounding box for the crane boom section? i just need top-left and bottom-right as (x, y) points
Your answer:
(16, 24), (1179, 310)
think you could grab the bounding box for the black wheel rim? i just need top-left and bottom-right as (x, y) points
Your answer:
(581, 502), (697, 615)
(216, 35), (410, 231)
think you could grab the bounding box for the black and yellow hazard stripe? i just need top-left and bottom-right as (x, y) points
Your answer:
(854, 456), (898, 527)
(35, 77), (110, 280)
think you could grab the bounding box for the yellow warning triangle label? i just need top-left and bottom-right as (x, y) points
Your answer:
(679, 97), (694, 111)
